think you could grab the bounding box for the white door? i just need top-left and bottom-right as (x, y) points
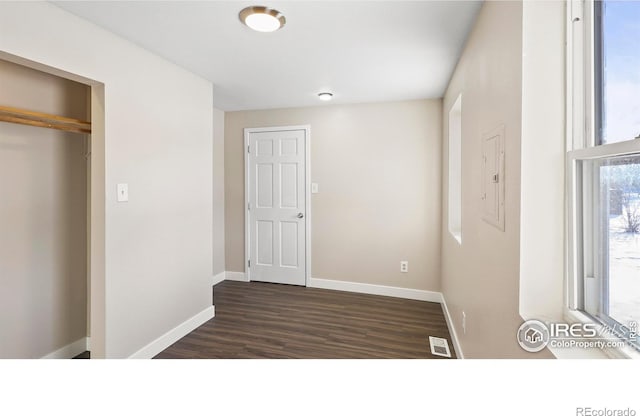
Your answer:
(246, 127), (308, 286)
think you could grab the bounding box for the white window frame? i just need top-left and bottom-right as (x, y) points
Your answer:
(566, 0), (640, 358)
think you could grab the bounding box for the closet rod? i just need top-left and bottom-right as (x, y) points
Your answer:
(0, 105), (91, 134)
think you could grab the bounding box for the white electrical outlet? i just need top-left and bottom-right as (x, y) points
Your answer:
(400, 261), (408, 273)
(462, 311), (467, 335)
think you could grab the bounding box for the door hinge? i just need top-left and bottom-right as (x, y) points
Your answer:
(247, 145), (250, 154)
(248, 259), (251, 268)
(248, 202), (251, 210)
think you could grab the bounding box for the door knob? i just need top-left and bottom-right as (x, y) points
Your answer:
(297, 213), (304, 219)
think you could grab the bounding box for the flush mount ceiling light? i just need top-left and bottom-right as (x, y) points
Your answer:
(318, 92), (333, 101)
(239, 6), (286, 32)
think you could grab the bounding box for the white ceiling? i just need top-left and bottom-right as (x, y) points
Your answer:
(54, 1), (482, 111)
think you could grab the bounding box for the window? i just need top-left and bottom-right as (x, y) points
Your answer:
(568, 0), (640, 352)
(594, 1), (640, 145)
(448, 94), (462, 243)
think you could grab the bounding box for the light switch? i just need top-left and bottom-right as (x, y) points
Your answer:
(311, 183), (319, 194)
(117, 183), (129, 202)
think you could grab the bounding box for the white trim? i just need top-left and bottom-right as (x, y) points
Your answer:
(561, 309), (640, 359)
(41, 337), (89, 359)
(243, 125), (312, 286)
(549, 310), (611, 358)
(128, 306), (215, 359)
(305, 126), (312, 287)
(566, 154), (580, 309)
(211, 271), (226, 286)
(566, 0), (575, 153)
(568, 0), (587, 151)
(225, 271), (249, 282)
(440, 294), (464, 359)
(569, 138), (640, 160)
(307, 277), (441, 303)
(244, 128), (250, 280)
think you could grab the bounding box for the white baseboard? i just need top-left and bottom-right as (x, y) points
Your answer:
(307, 277), (442, 303)
(41, 337), (89, 359)
(128, 305), (215, 359)
(225, 271), (249, 282)
(211, 271), (226, 286)
(440, 294), (464, 359)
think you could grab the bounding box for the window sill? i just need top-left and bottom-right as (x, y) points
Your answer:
(561, 309), (640, 359)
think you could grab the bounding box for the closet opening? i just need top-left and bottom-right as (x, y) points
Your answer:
(0, 54), (105, 358)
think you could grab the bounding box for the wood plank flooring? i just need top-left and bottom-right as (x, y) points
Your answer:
(155, 281), (456, 359)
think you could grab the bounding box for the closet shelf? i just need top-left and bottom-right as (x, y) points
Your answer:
(0, 105), (91, 134)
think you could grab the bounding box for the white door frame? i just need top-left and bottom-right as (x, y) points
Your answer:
(244, 125), (311, 286)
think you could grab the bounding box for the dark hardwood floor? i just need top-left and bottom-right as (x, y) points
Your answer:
(155, 280), (456, 359)
(155, 281), (455, 358)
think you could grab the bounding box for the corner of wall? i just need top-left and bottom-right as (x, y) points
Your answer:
(213, 106), (226, 276)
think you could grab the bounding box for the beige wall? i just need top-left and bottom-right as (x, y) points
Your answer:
(0, 2), (214, 358)
(213, 107), (225, 276)
(0, 59), (89, 358)
(440, 1), (553, 358)
(225, 100), (442, 291)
